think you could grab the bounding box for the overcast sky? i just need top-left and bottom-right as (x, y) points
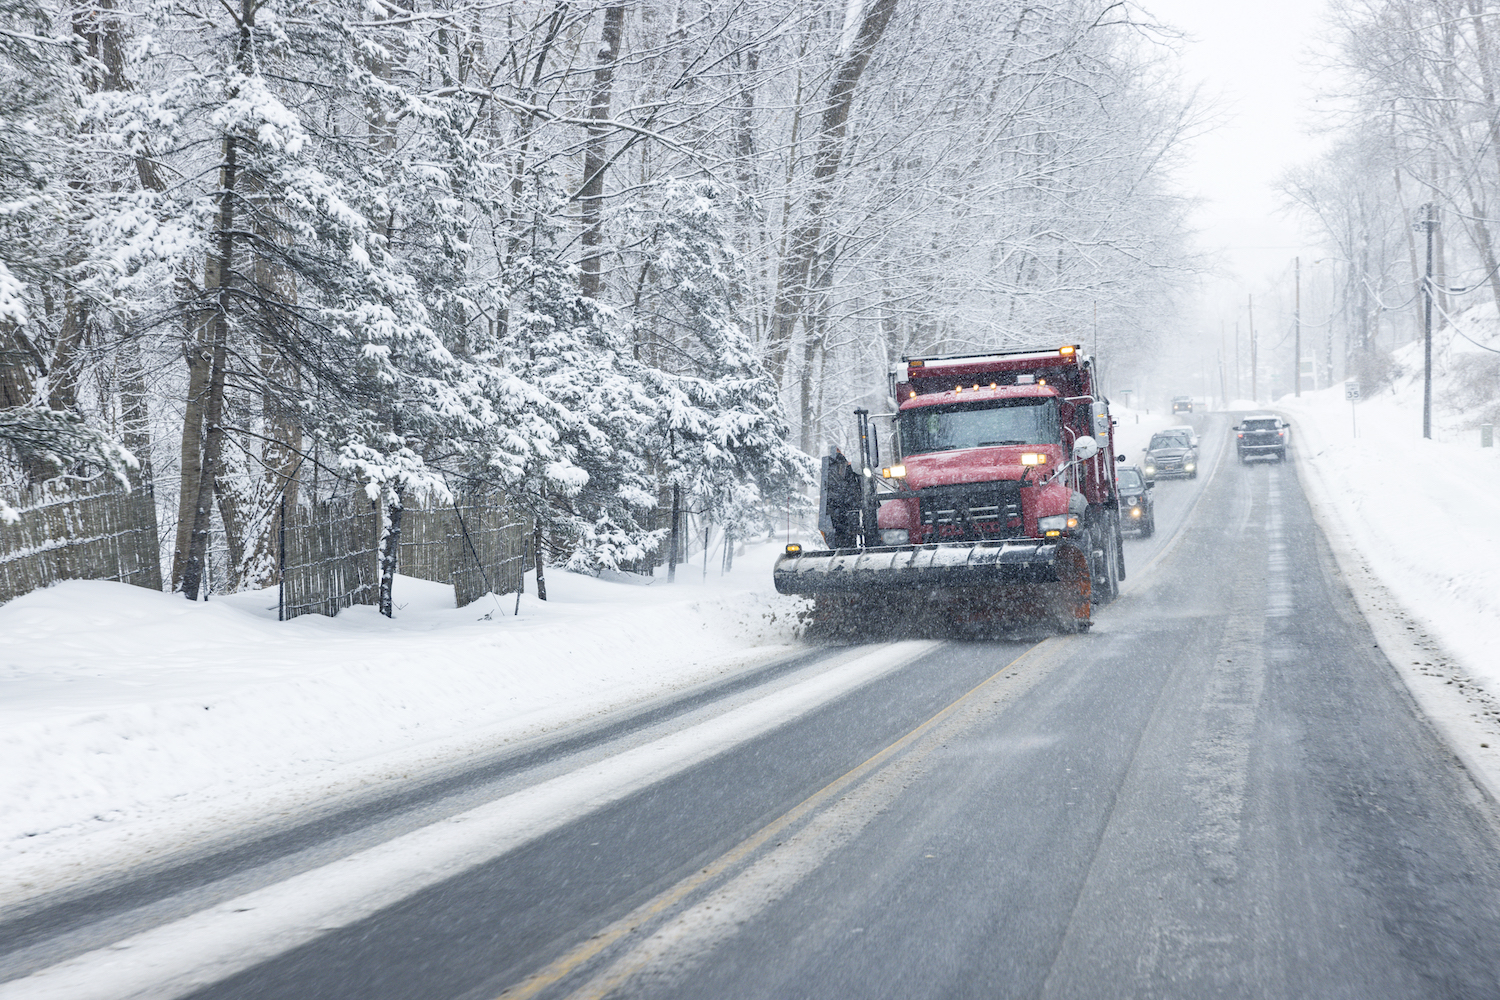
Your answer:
(1132, 0), (1338, 395)
(1143, 0), (1333, 283)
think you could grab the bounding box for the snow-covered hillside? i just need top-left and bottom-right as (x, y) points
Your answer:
(1280, 314), (1500, 678)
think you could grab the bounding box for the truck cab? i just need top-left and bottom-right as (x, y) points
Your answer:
(876, 348), (1120, 558)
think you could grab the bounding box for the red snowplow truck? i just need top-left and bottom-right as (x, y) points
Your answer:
(774, 345), (1125, 632)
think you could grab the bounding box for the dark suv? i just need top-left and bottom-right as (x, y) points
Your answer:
(1236, 414), (1288, 462)
(1172, 396), (1193, 414)
(1116, 465), (1155, 536)
(1144, 428), (1197, 480)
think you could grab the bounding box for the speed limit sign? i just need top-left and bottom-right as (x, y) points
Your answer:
(1345, 380), (1361, 401)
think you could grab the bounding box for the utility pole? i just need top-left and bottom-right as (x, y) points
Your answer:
(1235, 321), (1241, 401)
(1220, 322), (1228, 408)
(1420, 202), (1437, 439)
(1294, 256), (1302, 397)
(1248, 294), (1257, 403)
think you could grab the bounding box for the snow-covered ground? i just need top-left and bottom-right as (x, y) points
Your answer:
(1277, 310), (1500, 798)
(0, 547), (809, 903)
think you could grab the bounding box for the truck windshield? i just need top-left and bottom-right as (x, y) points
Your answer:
(899, 398), (1061, 455)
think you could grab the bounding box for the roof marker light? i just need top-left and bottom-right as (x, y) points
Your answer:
(1059, 345), (1076, 355)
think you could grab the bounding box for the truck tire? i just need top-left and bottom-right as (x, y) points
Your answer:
(1092, 523), (1120, 605)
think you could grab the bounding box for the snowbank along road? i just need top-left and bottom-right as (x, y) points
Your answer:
(6, 412), (1500, 999)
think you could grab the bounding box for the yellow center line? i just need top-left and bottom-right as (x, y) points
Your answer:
(496, 640), (1048, 1000)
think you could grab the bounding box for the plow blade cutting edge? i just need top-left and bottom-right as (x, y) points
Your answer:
(773, 538), (1081, 595)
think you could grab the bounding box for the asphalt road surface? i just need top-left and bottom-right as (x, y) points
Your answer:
(8, 412), (1500, 1000)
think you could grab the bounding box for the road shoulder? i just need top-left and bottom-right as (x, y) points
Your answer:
(1287, 415), (1500, 809)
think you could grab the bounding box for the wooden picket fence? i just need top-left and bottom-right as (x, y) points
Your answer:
(398, 499), (533, 609)
(0, 479), (532, 619)
(0, 478), (162, 606)
(279, 496), (381, 620)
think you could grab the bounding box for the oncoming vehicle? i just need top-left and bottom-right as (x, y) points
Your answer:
(1116, 465), (1155, 537)
(1236, 413), (1288, 462)
(1172, 395), (1194, 414)
(774, 345), (1125, 633)
(1144, 428), (1197, 480)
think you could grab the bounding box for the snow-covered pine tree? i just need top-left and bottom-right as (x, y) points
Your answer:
(0, 0), (138, 498)
(623, 179), (812, 548)
(480, 167), (661, 574)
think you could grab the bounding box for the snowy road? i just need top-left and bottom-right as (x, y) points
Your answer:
(7, 414), (1500, 999)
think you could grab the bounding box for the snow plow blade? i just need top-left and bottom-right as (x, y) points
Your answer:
(773, 539), (1079, 595)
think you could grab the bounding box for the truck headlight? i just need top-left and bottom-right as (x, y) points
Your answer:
(1038, 514), (1079, 534)
(879, 529), (909, 546)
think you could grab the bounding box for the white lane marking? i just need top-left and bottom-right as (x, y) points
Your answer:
(0, 641), (941, 1000)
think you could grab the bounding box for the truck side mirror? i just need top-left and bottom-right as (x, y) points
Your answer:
(1073, 436), (1099, 461)
(1116, 454), (1126, 463)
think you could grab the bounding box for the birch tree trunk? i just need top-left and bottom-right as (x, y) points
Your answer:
(378, 483), (404, 617)
(170, 318), (211, 590)
(180, 135), (238, 601)
(579, 3), (627, 299)
(768, 0), (900, 385)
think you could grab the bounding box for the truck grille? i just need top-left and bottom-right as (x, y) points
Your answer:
(917, 481), (1024, 540)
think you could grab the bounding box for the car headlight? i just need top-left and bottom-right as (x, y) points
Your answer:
(879, 529), (909, 546)
(1185, 462), (1195, 470)
(1130, 507), (1142, 518)
(1144, 465), (1155, 475)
